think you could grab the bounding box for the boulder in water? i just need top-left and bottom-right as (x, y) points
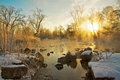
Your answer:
(1, 65), (28, 79)
(84, 47), (92, 51)
(55, 64), (63, 70)
(81, 50), (93, 62)
(24, 48), (31, 54)
(34, 52), (44, 62)
(31, 49), (36, 53)
(12, 60), (23, 65)
(58, 57), (66, 64)
(47, 53), (50, 56)
(40, 48), (47, 52)
(50, 51), (54, 54)
(65, 52), (76, 62)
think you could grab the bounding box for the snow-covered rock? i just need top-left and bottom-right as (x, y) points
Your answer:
(81, 50), (92, 55)
(1, 65), (28, 79)
(80, 50), (93, 62)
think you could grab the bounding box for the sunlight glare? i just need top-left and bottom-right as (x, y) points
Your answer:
(87, 22), (99, 33)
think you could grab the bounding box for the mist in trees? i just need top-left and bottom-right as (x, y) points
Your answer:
(0, 2), (120, 53)
(0, 5), (25, 52)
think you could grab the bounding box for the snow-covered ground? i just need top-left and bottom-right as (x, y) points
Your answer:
(0, 53), (25, 66)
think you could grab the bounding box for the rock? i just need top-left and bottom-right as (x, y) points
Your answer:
(40, 49), (47, 52)
(58, 57), (66, 64)
(81, 50), (92, 55)
(65, 52), (76, 62)
(76, 47), (92, 59)
(31, 49), (36, 53)
(56, 52), (77, 69)
(24, 48), (31, 54)
(84, 47), (92, 51)
(55, 64), (63, 70)
(42, 63), (47, 68)
(1, 65), (28, 79)
(50, 51), (54, 54)
(88, 53), (120, 80)
(81, 50), (93, 62)
(67, 60), (77, 69)
(34, 52), (44, 62)
(12, 60), (23, 65)
(57, 52), (77, 69)
(58, 52), (76, 64)
(34, 52), (42, 57)
(47, 53), (50, 56)
(24, 56), (43, 69)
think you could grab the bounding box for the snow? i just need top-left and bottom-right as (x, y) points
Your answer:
(81, 50), (92, 55)
(89, 53), (120, 80)
(0, 53), (28, 67)
(91, 51), (113, 61)
(2, 64), (25, 68)
(69, 53), (76, 56)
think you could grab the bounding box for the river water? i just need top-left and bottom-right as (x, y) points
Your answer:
(40, 40), (92, 80)
(0, 39), (94, 80)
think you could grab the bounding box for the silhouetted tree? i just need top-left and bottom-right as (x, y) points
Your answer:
(29, 8), (45, 34)
(0, 5), (25, 52)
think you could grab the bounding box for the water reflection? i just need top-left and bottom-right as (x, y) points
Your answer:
(55, 50), (92, 70)
(80, 60), (89, 70)
(54, 51), (94, 80)
(55, 64), (63, 70)
(42, 41), (91, 80)
(55, 52), (77, 70)
(55, 59), (77, 70)
(67, 60), (77, 69)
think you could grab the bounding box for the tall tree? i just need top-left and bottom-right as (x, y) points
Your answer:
(0, 5), (25, 52)
(102, 6), (120, 31)
(29, 8), (45, 34)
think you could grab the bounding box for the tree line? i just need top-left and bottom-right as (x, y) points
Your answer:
(0, 2), (120, 53)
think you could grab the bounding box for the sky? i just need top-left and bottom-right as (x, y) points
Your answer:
(0, 0), (117, 30)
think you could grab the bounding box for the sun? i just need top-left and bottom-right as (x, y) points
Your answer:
(80, 20), (100, 36)
(87, 21), (99, 33)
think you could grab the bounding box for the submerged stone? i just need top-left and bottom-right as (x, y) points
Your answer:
(47, 53), (50, 56)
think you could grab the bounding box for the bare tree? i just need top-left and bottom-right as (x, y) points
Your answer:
(71, 5), (84, 23)
(70, 4), (85, 40)
(117, 0), (120, 7)
(29, 8), (45, 34)
(0, 5), (25, 52)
